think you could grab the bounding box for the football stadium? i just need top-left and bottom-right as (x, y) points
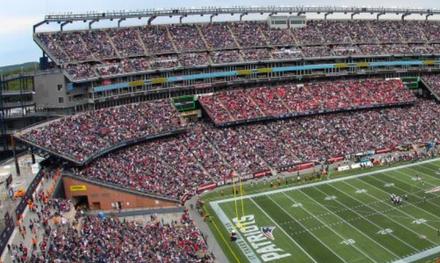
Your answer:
(1, 4), (440, 263)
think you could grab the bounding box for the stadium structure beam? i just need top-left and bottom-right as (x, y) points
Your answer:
(351, 11), (359, 19)
(33, 20), (47, 33)
(239, 12), (248, 21)
(376, 11), (386, 20)
(426, 13), (433, 20)
(89, 19), (98, 29)
(401, 12), (411, 20)
(324, 11), (333, 20)
(210, 13), (218, 23)
(118, 18), (126, 27)
(147, 16), (156, 25)
(60, 21), (72, 31)
(11, 136), (20, 176)
(36, 7), (440, 29)
(30, 147), (35, 164)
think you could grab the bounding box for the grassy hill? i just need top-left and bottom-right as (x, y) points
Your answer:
(1, 62), (37, 91)
(0, 62), (38, 76)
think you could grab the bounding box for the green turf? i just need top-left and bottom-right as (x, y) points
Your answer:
(202, 160), (416, 202)
(207, 159), (440, 263)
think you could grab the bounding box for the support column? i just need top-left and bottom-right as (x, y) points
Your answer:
(12, 136), (20, 176)
(30, 147), (35, 164)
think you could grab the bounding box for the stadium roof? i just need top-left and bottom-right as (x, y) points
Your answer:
(34, 6), (440, 32)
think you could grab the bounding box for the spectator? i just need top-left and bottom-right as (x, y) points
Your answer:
(19, 100), (183, 163)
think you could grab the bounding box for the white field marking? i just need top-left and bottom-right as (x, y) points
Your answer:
(406, 165), (440, 185)
(373, 171), (440, 213)
(340, 239), (356, 246)
(391, 169), (440, 210)
(412, 218), (427, 225)
(265, 195), (348, 263)
(281, 192), (378, 263)
(272, 198), (440, 238)
(395, 167), (439, 188)
(377, 228), (393, 235)
(392, 245), (440, 263)
(385, 183), (395, 187)
(406, 163), (440, 179)
(411, 176), (422, 181)
(426, 186), (440, 194)
(355, 189), (367, 194)
(209, 202), (261, 263)
(291, 202), (303, 208)
(353, 175), (440, 232)
(209, 159), (440, 263)
(298, 188), (407, 259)
(324, 195), (337, 200)
(211, 158), (440, 205)
(316, 185), (419, 253)
(249, 198), (318, 263)
(340, 180), (437, 245)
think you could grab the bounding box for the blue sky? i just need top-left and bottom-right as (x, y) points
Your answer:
(1, 0), (440, 67)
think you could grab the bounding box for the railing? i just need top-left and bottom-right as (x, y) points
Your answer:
(201, 100), (416, 128)
(0, 162), (49, 256)
(42, 6), (440, 23)
(15, 127), (187, 166)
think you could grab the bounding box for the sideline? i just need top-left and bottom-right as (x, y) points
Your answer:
(210, 202), (261, 263)
(209, 158), (440, 263)
(392, 245), (440, 263)
(212, 158), (440, 205)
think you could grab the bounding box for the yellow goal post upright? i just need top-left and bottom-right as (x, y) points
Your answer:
(231, 171), (246, 231)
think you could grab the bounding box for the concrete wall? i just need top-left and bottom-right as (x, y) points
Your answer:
(63, 177), (179, 211)
(33, 71), (88, 112)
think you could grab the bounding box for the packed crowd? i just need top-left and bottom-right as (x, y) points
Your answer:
(14, 196), (72, 262)
(63, 42), (440, 80)
(9, 167), (212, 263)
(8, 168), (71, 263)
(19, 100), (183, 163)
(39, 211), (213, 262)
(35, 20), (440, 80)
(76, 97), (439, 199)
(422, 75), (440, 98)
(199, 79), (415, 126)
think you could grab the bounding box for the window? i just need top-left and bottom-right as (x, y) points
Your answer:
(290, 20), (306, 25)
(274, 20), (287, 25)
(57, 84), (63, 91)
(58, 97), (64, 103)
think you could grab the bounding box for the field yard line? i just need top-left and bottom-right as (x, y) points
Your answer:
(248, 198), (318, 263)
(393, 167), (440, 189)
(404, 165), (440, 187)
(406, 164), (440, 182)
(369, 174), (440, 223)
(281, 192), (378, 263)
(391, 169), (440, 210)
(212, 158), (440, 205)
(265, 195), (348, 263)
(340, 180), (437, 245)
(210, 215), (243, 263)
(314, 186), (412, 257)
(210, 202), (262, 263)
(392, 245), (440, 263)
(298, 189), (403, 259)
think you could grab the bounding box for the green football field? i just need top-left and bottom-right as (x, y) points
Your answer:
(208, 158), (440, 263)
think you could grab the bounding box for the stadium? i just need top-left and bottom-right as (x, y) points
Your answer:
(1, 5), (440, 263)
